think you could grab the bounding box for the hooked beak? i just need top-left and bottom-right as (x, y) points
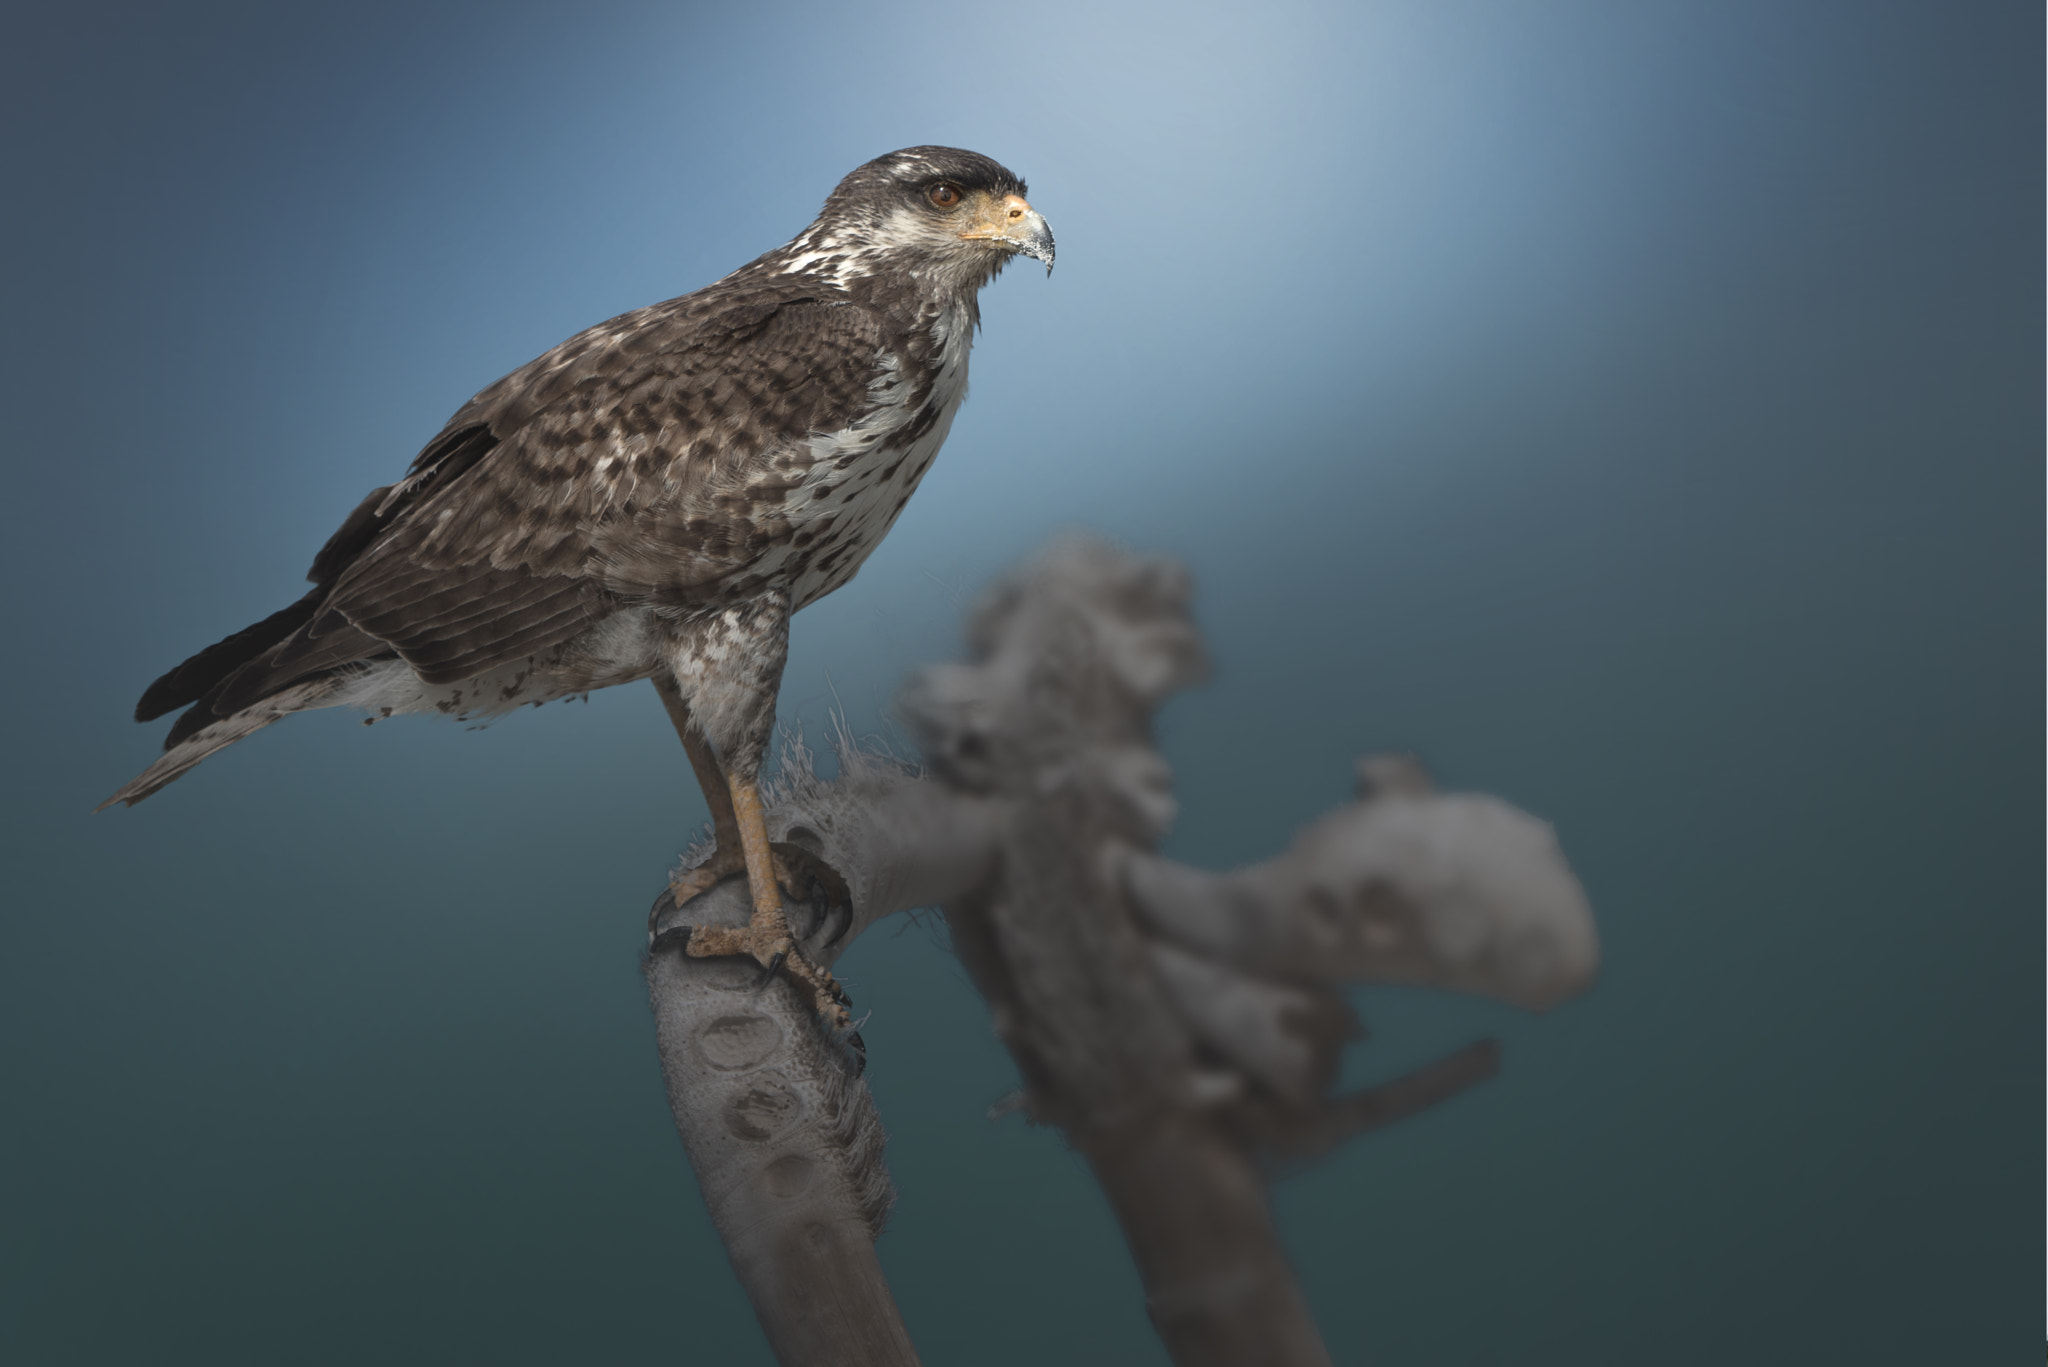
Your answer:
(962, 192), (1055, 275)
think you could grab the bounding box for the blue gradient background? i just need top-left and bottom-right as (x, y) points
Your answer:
(3, 2), (2036, 1362)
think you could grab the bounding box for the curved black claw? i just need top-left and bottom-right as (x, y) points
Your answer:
(753, 950), (788, 991)
(799, 895), (855, 951)
(770, 841), (854, 947)
(647, 884), (685, 950)
(648, 919), (694, 956)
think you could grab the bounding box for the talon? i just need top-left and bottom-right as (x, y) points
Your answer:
(655, 753), (857, 1030)
(648, 919), (693, 955)
(813, 896), (853, 949)
(654, 840), (751, 939)
(768, 841), (853, 946)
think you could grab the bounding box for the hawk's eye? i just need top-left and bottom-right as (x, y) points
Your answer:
(927, 183), (962, 209)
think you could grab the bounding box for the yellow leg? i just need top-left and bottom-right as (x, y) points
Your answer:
(683, 774), (799, 973)
(652, 678), (851, 1029)
(656, 675), (748, 905)
(682, 774), (849, 1028)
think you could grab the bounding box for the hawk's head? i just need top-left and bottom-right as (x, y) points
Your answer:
(810, 146), (1054, 291)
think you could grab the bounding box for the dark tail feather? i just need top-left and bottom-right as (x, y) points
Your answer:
(135, 590), (325, 722)
(101, 676), (343, 809)
(115, 596), (392, 806)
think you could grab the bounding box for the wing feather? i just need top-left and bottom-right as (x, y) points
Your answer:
(175, 283), (890, 723)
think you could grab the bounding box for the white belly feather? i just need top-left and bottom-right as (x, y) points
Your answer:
(783, 298), (974, 609)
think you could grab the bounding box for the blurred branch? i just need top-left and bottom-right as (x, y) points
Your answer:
(642, 535), (1598, 1367)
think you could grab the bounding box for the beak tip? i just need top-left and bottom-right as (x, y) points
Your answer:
(1027, 229), (1055, 276)
(990, 208), (1054, 275)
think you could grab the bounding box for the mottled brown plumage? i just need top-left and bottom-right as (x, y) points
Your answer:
(109, 146), (1054, 1024)
(115, 145), (1050, 799)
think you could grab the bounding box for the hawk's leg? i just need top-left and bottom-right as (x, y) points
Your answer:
(682, 776), (852, 1029)
(653, 672), (746, 902)
(650, 673), (853, 1029)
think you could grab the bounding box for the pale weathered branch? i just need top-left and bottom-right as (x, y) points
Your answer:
(644, 935), (912, 1367)
(641, 535), (1599, 1367)
(1122, 779), (1599, 1012)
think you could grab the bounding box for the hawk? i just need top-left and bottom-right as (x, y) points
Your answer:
(106, 146), (1054, 1025)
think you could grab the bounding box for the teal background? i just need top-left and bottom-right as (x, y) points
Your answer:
(3, 2), (2037, 1362)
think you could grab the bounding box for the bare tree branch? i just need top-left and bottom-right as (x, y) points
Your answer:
(641, 535), (1599, 1366)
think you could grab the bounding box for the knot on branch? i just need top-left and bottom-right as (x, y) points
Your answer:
(901, 536), (1206, 840)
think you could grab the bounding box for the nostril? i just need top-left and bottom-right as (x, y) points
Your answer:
(1009, 208), (1023, 219)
